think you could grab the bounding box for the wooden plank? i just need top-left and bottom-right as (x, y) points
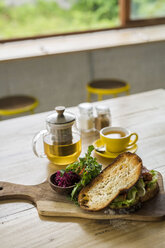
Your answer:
(0, 173), (164, 221)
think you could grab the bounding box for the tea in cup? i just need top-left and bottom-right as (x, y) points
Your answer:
(100, 127), (138, 153)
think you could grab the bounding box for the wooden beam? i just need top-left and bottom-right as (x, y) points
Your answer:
(119, 0), (131, 26)
(127, 17), (165, 27)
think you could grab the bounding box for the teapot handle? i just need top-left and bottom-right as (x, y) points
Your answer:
(32, 130), (47, 158)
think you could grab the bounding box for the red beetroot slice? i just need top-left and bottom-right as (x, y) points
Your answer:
(54, 171), (80, 187)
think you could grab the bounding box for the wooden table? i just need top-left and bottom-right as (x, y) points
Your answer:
(0, 89), (165, 248)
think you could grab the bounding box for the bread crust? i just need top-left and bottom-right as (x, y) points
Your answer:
(78, 152), (142, 211)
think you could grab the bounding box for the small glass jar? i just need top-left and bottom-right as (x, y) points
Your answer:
(78, 102), (95, 132)
(95, 105), (111, 131)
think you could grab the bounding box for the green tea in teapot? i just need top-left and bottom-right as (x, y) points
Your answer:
(32, 106), (81, 165)
(43, 133), (81, 165)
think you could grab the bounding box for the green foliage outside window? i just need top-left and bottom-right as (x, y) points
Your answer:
(0, 0), (119, 39)
(0, 0), (164, 40)
(131, 0), (165, 19)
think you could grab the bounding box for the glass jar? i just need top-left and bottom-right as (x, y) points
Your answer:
(78, 102), (95, 132)
(95, 105), (111, 131)
(32, 106), (81, 165)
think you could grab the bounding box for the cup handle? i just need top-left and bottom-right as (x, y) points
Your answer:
(127, 133), (138, 147)
(32, 130), (47, 158)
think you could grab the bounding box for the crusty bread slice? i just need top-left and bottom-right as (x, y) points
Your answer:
(78, 152), (142, 211)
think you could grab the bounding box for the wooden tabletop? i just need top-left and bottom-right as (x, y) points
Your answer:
(0, 89), (165, 248)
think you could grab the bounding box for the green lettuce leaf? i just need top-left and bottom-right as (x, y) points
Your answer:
(146, 170), (158, 188)
(110, 186), (138, 208)
(109, 170), (158, 209)
(136, 178), (146, 197)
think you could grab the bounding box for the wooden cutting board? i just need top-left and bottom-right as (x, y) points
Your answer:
(0, 172), (165, 221)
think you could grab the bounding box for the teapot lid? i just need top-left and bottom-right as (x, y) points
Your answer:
(46, 106), (75, 125)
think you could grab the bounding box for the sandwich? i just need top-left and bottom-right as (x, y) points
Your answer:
(78, 152), (159, 211)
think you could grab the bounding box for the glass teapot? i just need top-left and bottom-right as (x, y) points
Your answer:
(32, 106), (81, 165)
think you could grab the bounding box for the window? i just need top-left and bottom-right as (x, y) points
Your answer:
(0, 0), (165, 42)
(131, 0), (165, 20)
(120, 0), (165, 26)
(0, 0), (119, 41)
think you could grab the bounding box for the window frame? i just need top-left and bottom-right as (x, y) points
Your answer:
(0, 0), (165, 44)
(120, 0), (165, 27)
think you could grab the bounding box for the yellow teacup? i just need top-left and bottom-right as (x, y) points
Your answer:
(100, 127), (138, 153)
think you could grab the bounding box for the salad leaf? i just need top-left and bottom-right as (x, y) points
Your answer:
(110, 186), (138, 208)
(66, 145), (102, 200)
(136, 178), (146, 197)
(147, 170), (158, 187)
